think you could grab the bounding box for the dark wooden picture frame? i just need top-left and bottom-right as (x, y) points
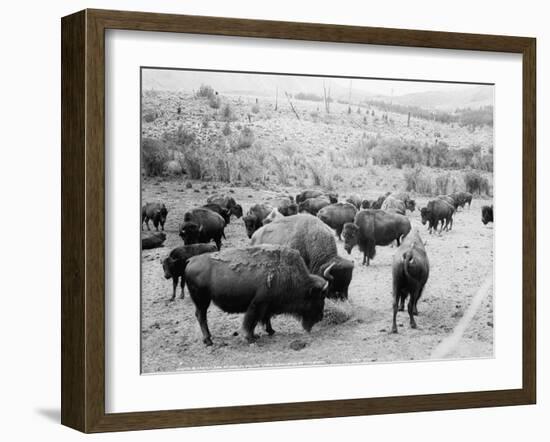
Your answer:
(61, 9), (536, 433)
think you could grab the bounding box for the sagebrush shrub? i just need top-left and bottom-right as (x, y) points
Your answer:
(142, 138), (170, 176)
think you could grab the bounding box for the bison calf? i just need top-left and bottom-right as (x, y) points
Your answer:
(185, 245), (328, 346)
(391, 230), (429, 333)
(162, 243), (217, 301)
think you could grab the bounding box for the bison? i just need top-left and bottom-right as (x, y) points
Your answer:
(141, 232), (166, 250)
(381, 196), (406, 215)
(437, 195), (458, 210)
(371, 192), (391, 210)
(450, 191), (473, 210)
(342, 209), (412, 266)
(389, 192), (416, 212)
(298, 196), (330, 216)
(243, 203), (272, 238)
(202, 203), (231, 225)
(141, 202), (168, 231)
(360, 199), (371, 209)
(296, 189), (324, 204)
(179, 208), (226, 250)
(317, 202), (358, 239)
(185, 245), (328, 345)
(251, 214), (354, 300)
(420, 199), (455, 234)
(391, 229), (430, 333)
(345, 194), (362, 209)
(296, 190), (338, 204)
(206, 195), (243, 218)
(481, 205), (493, 225)
(162, 243), (217, 301)
(266, 197), (298, 216)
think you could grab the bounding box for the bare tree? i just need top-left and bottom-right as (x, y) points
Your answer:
(323, 81), (331, 114)
(285, 92), (300, 120)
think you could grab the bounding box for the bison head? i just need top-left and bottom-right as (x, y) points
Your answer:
(159, 206), (168, 224)
(420, 207), (430, 225)
(243, 215), (258, 238)
(342, 223), (359, 254)
(301, 275), (328, 332)
(326, 193), (338, 204)
(161, 256), (174, 279)
(406, 199), (416, 212)
(230, 204), (243, 219)
(322, 258), (354, 300)
(179, 222), (200, 244)
(220, 208), (231, 225)
(285, 203), (298, 216)
(360, 199), (371, 209)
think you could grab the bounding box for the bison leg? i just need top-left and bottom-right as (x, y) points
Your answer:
(153, 220), (160, 231)
(242, 297), (266, 343)
(392, 295), (399, 334)
(145, 218), (151, 231)
(214, 235), (222, 251)
(189, 288), (213, 345)
(336, 227), (343, 241)
(179, 276), (186, 299)
(169, 277), (178, 302)
(263, 316), (275, 336)
(408, 292), (418, 329)
(160, 221), (165, 231)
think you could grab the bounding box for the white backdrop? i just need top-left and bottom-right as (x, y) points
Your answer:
(0, 0), (547, 441)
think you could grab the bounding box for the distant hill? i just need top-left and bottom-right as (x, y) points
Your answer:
(376, 85), (493, 110)
(142, 69), (493, 111)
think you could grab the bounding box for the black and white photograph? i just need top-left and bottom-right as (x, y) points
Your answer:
(140, 68), (494, 373)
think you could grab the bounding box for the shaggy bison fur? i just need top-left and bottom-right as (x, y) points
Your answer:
(251, 214), (354, 300)
(184, 245), (328, 345)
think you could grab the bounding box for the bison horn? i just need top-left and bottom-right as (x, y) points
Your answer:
(322, 281), (329, 292)
(323, 262), (335, 282)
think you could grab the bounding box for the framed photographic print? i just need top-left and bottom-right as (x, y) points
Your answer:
(61, 9), (536, 433)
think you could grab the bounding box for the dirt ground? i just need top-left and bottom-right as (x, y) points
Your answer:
(141, 179), (494, 373)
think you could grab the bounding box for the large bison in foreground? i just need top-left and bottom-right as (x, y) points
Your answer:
(162, 243), (217, 301)
(391, 229), (429, 333)
(179, 208), (226, 250)
(342, 210), (411, 266)
(420, 199), (455, 234)
(184, 245), (328, 345)
(141, 202), (168, 231)
(481, 205), (494, 225)
(251, 214), (354, 300)
(317, 202), (358, 239)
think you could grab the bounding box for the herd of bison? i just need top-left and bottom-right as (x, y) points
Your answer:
(141, 185), (494, 369)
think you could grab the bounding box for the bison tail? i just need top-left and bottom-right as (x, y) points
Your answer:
(222, 229), (227, 240)
(402, 250), (414, 280)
